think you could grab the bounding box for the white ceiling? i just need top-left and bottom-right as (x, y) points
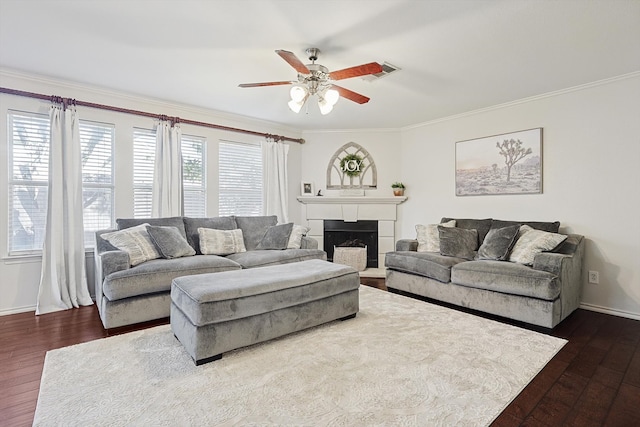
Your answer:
(1, 0), (639, 131)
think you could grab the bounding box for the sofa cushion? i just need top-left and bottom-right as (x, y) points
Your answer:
(183, 216), (237, 254)
(451, 260), (560, 301)
(477, 224), (520, 261)
(509, 225), (568, 265)
(146, 225), (196, 259)
(235, 215), (278, 251)
(102, 255), (241, 301)
(198, 228), (246, 256)
(226, 248), (327, 269)
(438, 226), (478, 260)
(117, 217), (187, 238)
(287, 224), (310, 249)
(441, 218), (492, 245)
(256, 223), (293, 250)
(416, 220), (456, 252)
(490, 219), (560, 234)
(101, 223), (161, 266)
(385, 251), (467, 283)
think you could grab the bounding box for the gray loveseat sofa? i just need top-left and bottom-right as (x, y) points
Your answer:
(94, 215), (325, 329)
(385, 217), (584, 328)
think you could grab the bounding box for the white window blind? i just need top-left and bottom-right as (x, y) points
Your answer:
(219, 140), (263, 216)
(80, 120), (114, 247)
(8, 111), (50, 253)
(8, 111), (115, 253)
(133, 129), (207, 218)
(133, 128), (155, 218)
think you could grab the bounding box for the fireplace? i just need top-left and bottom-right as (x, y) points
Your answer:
(324, 220), (378, 268)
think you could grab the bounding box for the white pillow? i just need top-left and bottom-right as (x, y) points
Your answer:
(416, 220), (456, 252)
(102, 223), (161, 266)
(287, 224), (310, 249)
(509, 225), (567, 265)
(198, 228), (247, 256)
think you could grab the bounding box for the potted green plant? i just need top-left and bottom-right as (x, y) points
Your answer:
(391, 182), (405, 196)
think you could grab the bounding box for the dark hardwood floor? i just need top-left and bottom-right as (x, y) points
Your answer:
(1, 282), (639, 426)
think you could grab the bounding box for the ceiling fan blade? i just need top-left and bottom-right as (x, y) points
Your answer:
(331, 84), (371, 104)
(276, 50), (310, 74)
(330, 62), (383, 81)
(238, 81), (293, 88)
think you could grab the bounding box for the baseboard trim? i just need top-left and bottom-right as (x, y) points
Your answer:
(0, 304), (36, 316)
(579, 303), (640, 321)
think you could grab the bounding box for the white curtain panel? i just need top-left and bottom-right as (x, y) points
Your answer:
(152, 121), (183, 217)
(262, 139), (290, 223)
(36, 104), (93, 315)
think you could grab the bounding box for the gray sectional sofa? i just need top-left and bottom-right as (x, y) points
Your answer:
(385, 217), (585, 328)
(94, 215), (325, 329)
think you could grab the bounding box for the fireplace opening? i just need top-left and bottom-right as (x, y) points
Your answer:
(324, 220), (378, 268)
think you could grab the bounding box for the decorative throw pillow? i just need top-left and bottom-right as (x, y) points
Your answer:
(256, 223), (294, 250)
(101, 223), (161, 266)
(146, 225), (196, 259)
(438, 226), (478, 260)
(287, 224), (310, 249)
(416, 220), (456, 252)
(198, 228), (246, 256)
(477, 225), (520, 261)
(509, 225), (568, 265)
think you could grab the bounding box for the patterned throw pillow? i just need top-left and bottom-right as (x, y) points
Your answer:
(101, 223), (161, 266)
(146, 225), (196, 259)
(509, 225), (568, 265)
(198, 228), (247, 256)
(416, 220), (456, 252)
(287, 224), (310, 249)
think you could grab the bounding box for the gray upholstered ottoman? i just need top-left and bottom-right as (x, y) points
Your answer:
(170, 259), (360, 365)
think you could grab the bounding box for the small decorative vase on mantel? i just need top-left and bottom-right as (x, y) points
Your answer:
(391, 182), (405, 196)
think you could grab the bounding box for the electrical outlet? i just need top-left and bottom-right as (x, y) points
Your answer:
(588, 270), (599, 284)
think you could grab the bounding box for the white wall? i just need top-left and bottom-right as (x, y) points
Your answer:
(0, 70), (302, 315)
(399, 74), (640, 319)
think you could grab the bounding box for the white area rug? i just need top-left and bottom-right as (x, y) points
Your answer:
(34, 287), (565, 426)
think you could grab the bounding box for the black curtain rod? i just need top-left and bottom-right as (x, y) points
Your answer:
(0, 87), (305, 144)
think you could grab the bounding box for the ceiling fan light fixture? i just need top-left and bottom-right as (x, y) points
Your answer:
(318, 98), (334, 115)
(325, 88), (339, 106)
(290, 85), (308, 102)
(288, 99), (304, 113)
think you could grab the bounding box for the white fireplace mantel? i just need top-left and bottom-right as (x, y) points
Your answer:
(297, 196), (407, 268)
(296, 196), (407, 205)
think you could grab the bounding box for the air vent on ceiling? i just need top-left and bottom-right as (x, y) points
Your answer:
(362, 62), (400, 81)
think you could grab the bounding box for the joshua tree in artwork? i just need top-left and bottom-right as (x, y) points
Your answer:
(496, 139), (532, 182)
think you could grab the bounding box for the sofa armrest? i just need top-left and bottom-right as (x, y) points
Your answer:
(99, 251), (131, 277)
(300, 235), (319, 250)
(396, 239), (418, 252)
(533, 234), (585, 322)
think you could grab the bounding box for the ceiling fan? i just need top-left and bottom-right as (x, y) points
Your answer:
(239, 48), (383, 114)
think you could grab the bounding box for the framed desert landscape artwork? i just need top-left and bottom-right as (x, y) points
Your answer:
(455, 128), (542, 196)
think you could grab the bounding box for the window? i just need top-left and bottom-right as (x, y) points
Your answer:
(80, 120), (114, 247)
(181, 134), (206, 217)
(8, 111), (114, 253)
(8, 111), (50, 254)
(219, 140), (263, 216)
(133, 128), (155, 218)
(133, 129), (206, 218)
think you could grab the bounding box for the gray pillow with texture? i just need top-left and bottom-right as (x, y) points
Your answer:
(477, 225), (520, 261)
(509, 225), (568, 265)
(146, 225), (196, 259)
(235, 215), (278, 251)
(183, 216), (237, 254)
(441, 217), (492, 245)
(438, 226), (478, 260)
(256, 223), (294, 250)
